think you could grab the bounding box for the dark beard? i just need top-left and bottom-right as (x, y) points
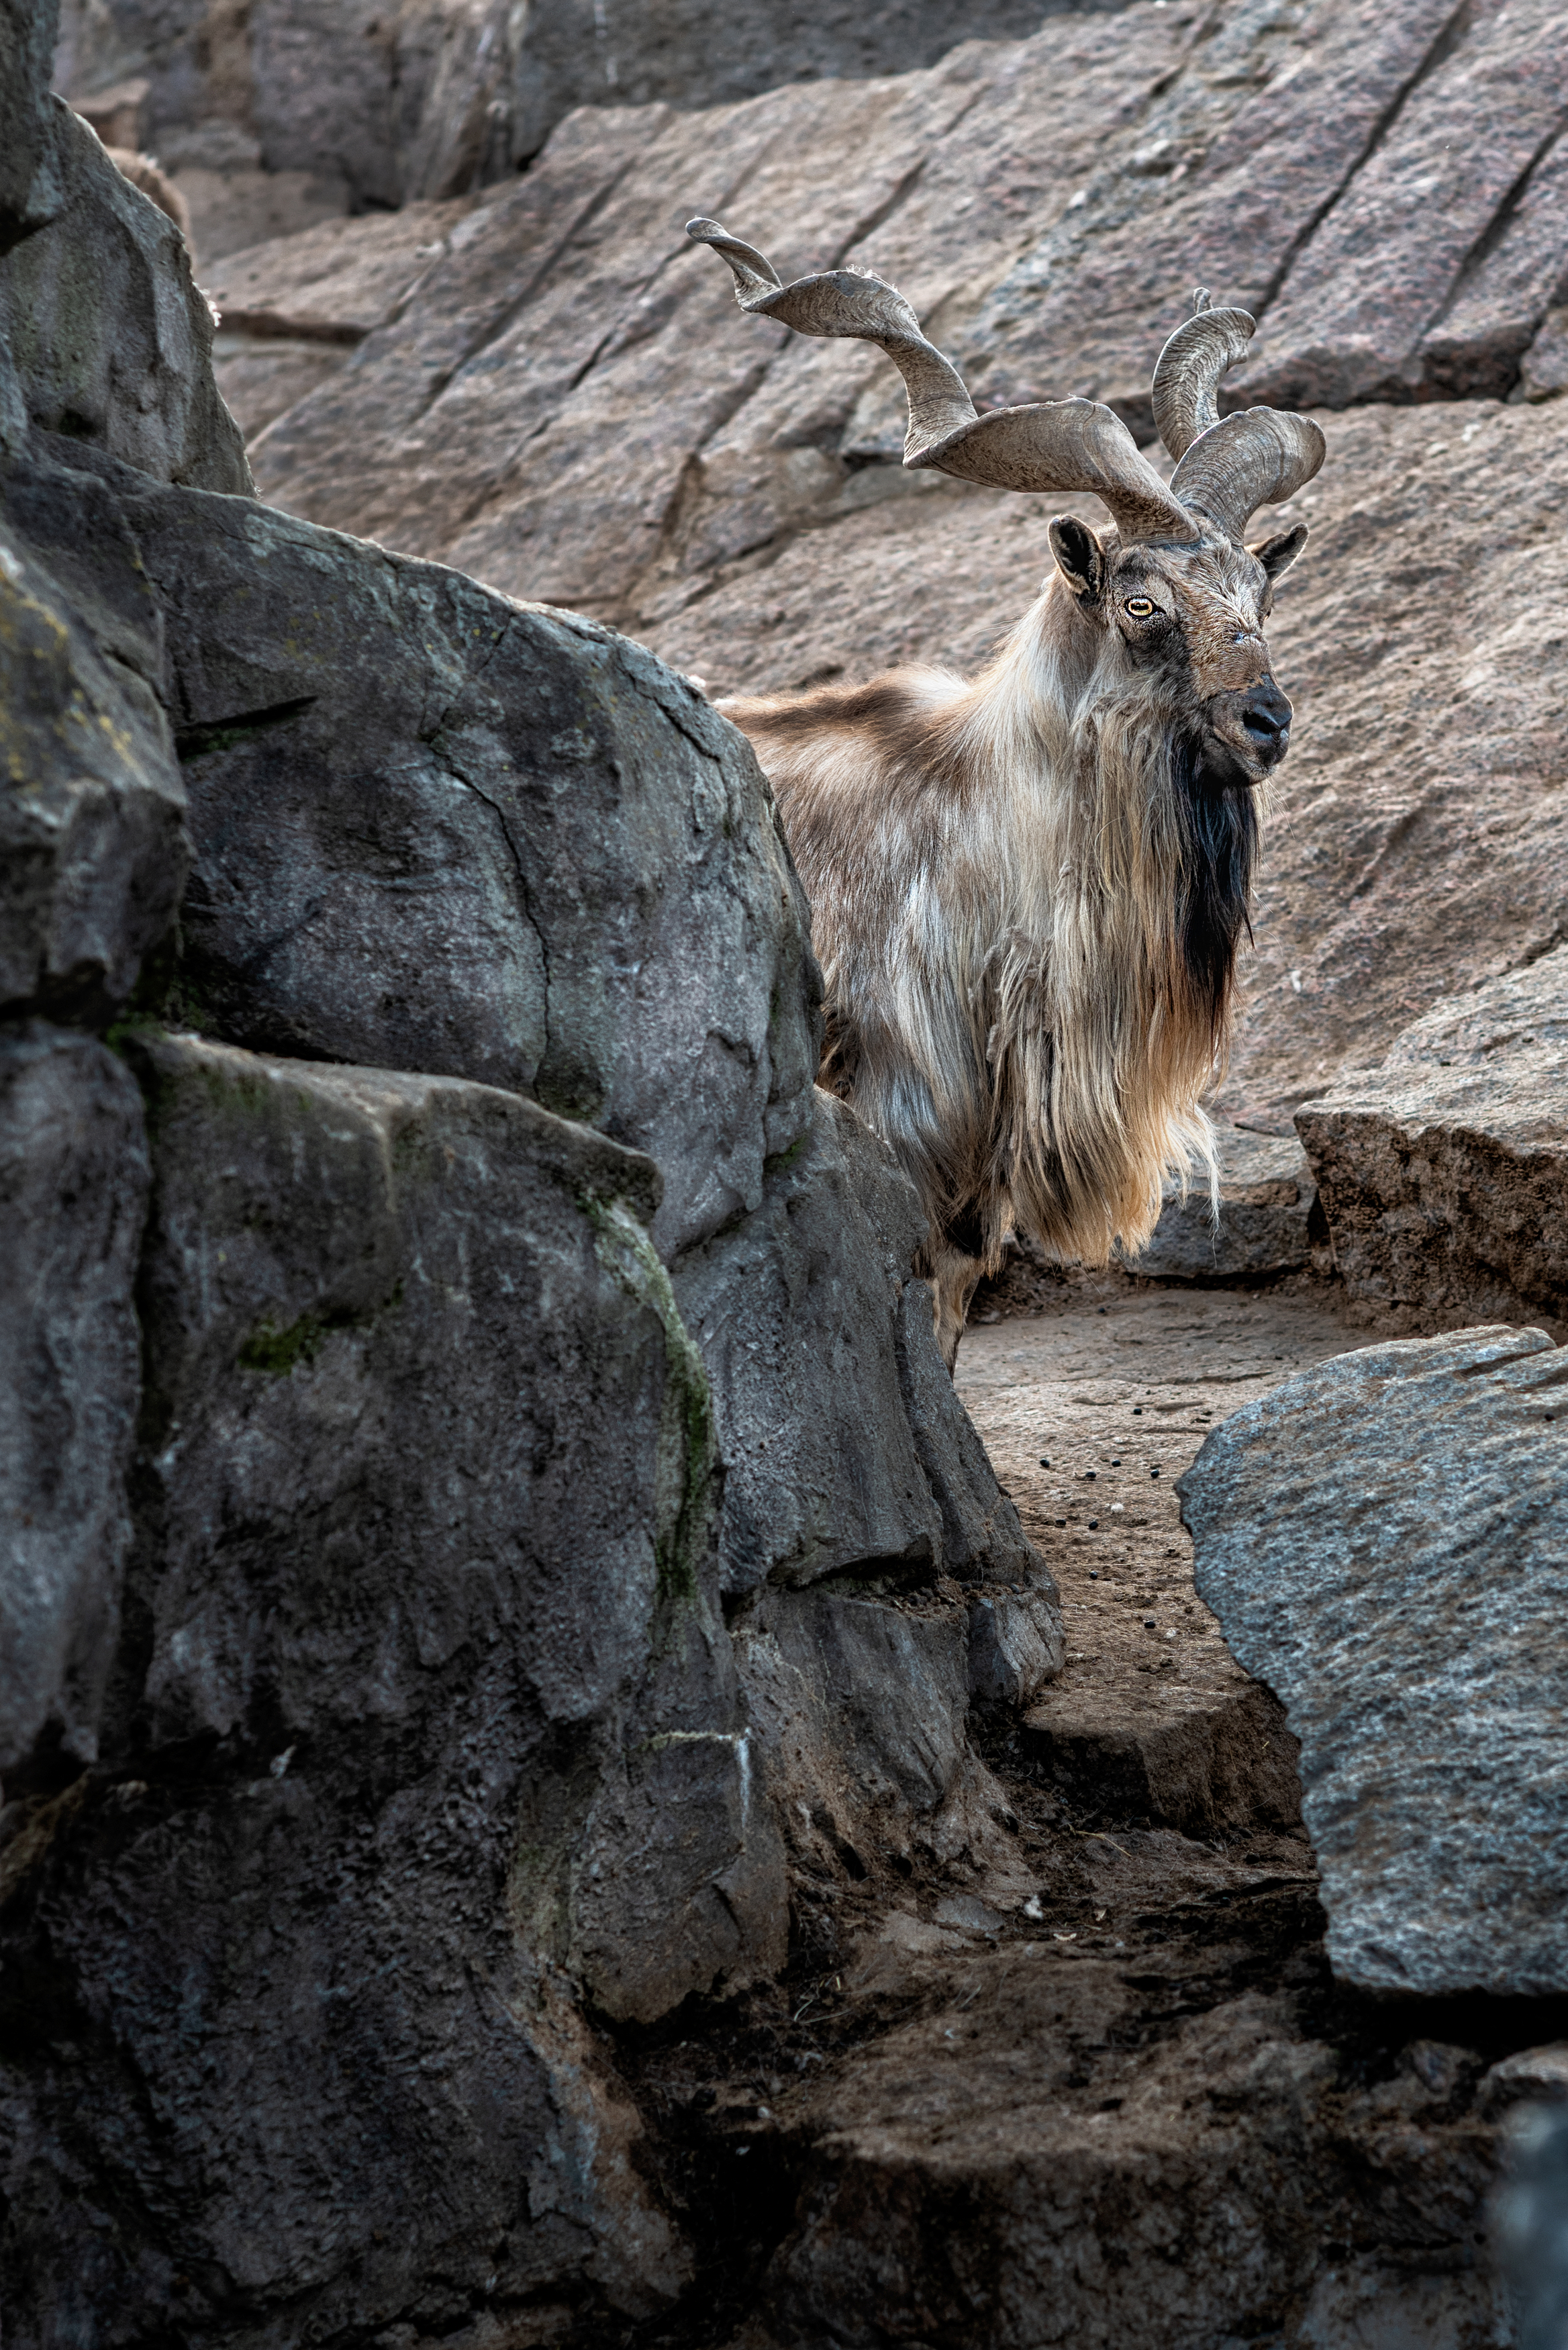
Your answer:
(1173, 736), (1259, 1023)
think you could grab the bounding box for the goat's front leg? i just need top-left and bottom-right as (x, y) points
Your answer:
(916, 1235), (985, 1373)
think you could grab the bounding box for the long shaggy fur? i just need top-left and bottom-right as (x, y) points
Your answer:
(727, 567), (1262, 1344)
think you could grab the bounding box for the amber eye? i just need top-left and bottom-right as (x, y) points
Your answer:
(1125, 596), (1157, 618)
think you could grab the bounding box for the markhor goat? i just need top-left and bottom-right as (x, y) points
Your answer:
(688, 218), (1326, 1366)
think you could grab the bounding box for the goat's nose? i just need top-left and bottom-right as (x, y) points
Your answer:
(1241, 675), (1291, 749)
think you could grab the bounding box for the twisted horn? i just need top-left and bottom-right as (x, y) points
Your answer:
(687, 216), (1200, 546)
(1150, 287), (1259, 461)
(1169, 408), (1326, 542)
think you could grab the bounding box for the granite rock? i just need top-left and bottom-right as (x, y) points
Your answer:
(1234, 0), (1568, 411)
(241, 0), (1568, 615)
(1179, 1323), (1568, 1995)
(0, 1025), (148, 1774)
(1295, 947), (1568, 1325)
(1132, 1126), (1317, 1282)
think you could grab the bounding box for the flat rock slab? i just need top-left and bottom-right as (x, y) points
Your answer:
(1297, 945), (1568, 1329)
(957, 1284), (1365, 1836)
(1179, 1322), (1568, 1996)
(1134, 1126), (1316, 1282)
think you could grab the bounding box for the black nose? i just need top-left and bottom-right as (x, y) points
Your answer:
(1242, 676), (1292, 749)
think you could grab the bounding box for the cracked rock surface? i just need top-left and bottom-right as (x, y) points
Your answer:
(1180, 1321), (1568, 1997)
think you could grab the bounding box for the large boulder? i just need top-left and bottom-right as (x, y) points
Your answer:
(1295, 949), (1568, 1326)
(1178, 1323), (1568, 1996)
(65, 446), (818, 1262)
(0, 1029), (763, 2340)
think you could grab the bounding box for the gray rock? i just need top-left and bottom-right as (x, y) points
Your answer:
(1129, 1127), (1317, 1282)
(0, 462), (188, 1024)
(124, 1029), (781, 2014)
(0, 103), (249, 491)
(95, 463), (817, 1261)
(0, 1027), (774, 2339)
(1, 0), (66, 254)
(1179, 1323), (1568, 1995)
(965, 1587), (1064, 1711)
(675, 1088), (1046, 1595)
(1296, 948), (1568, 1325)
(732, 1575), (978, 1869)
(0, 1023), (148, 1772)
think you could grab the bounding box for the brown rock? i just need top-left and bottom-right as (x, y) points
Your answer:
(53, 0), (1137, 211)
(206, 197), (485, 438)
(1235, 0), (1568, 410)
(245, 0), (1568, 612)
(1295, 947), (1568, 1326)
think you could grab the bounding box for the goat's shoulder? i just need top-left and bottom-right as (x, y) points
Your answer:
(721, 664), (965, 767)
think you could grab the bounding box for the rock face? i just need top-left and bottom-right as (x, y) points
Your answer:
(53, 0), (1124, 209)
(240, 0), (1568, 609)
(4, 1033), (752, 2339)
(1296, 949), (1568, 1327)
(1179, 1323), (1568, 1997)
(0, 456), (187, 1024)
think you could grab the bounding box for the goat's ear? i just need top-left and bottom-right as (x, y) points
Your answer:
(1048, 515), (1106, 604)
(1250, 522), (1309, 582)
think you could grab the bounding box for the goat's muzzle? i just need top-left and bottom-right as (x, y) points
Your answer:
(1206, 673), (1292, 784)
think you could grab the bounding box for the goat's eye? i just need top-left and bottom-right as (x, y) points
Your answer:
(1124, 596), (1157, 618)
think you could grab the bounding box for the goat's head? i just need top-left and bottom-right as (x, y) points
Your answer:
(687, 221), (1323, 790)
